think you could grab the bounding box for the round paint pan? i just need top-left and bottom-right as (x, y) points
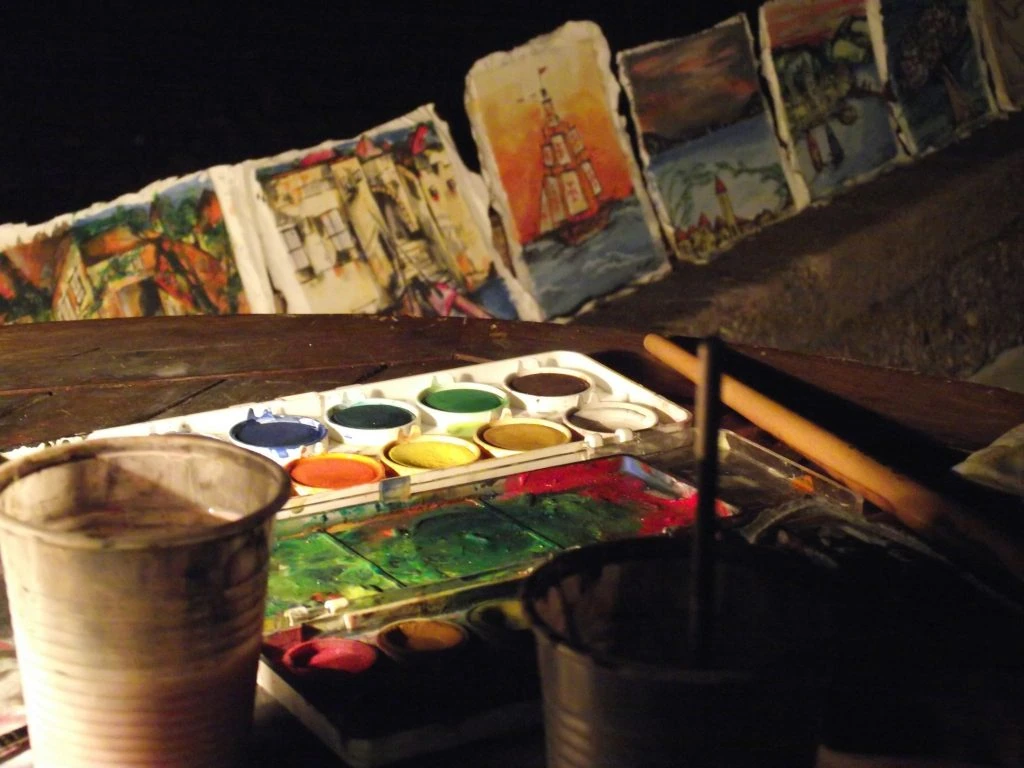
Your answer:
(564, 402), (660, 440)
(325, 398), (420, 447)
(474, 416), (574, 459)
(286, 452), (386, 495)
(281, 637), (379, 677)
(466, 598), (534, 651)
(228, 412), (329, 463)
(376, 618), (469, 663)
(380, 434), (481, 476)
(417, 382), (509, 436)
(504, 367), (594, 414)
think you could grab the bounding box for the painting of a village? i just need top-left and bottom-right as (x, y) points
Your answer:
(762, 0), (900, 201)
(0, 176), (249, 325)
(466, 22), (668, 319)
(619, 15), (796, 264)
(254, 110), (522, 320)
(881, 0), (993, 153)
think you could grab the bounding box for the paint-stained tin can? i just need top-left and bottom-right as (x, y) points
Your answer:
(521, 535), (840, 768)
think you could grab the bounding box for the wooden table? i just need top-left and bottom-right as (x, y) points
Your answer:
(2, 315), (1023, 767)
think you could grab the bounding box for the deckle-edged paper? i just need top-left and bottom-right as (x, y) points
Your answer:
(617, 14), (803, 264)
(972, 0), (1024, 111)
(465, 21), (670, 320)
(244, 104), (537, 321)
(871, 0), (997, 156)
(760, 0), (902, 204)
(0, 169), (272, 324)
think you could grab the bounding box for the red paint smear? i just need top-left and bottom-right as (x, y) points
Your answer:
(501, 459), (729, 535)
(501, 457), (630, 496)
(282, 638), (378, 675)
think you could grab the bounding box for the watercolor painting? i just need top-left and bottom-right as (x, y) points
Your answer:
(618, 15), (801, 263)
(760, 0), (900, 202)
(878, 0), (994, 154)
(0, 171), (264, 324)
(465, 21), (670, 319)
(973, 0), (1024, 110)
(250, 105), (534, 321)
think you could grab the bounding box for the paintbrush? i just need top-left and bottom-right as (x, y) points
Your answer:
(643, 333), (1024, 582)
(689, 336), (723, 668)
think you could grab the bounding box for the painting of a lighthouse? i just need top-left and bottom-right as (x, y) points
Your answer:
(466, 21), (669, 320)
(618, 14), (801, 264)
(761, 0), (901, 202)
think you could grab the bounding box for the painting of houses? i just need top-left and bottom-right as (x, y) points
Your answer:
(252, 105), (529, 320)
(0, 175), (253, 324)
(618, 14), (800, 264)
(878, 0), (995, 154)
(465, 21), (669, 319)
(760, 0), (901, 202)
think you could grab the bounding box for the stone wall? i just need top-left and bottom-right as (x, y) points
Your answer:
(576, 115), (1024, 380)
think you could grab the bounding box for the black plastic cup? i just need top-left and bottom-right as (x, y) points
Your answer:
(522, 535), (840, 768)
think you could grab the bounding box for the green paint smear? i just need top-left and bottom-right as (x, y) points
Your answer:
(421, 388), (505, 413)
(265, 532), (401, 617)
(336, 500), (557, 585)
(487, 492), (644, 548)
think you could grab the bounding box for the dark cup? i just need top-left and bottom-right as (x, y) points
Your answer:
(522, 535), (841, 768)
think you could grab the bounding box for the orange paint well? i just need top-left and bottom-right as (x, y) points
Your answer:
(287, 454), (385, 490)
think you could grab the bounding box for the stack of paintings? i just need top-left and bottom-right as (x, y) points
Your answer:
(3, 4), (1023, 326)
(617, 14), (803, 263)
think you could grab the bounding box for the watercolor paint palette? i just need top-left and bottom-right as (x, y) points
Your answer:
(257, 454), (723, 766)
(8, 350), (692, 514)
(256, 447), (863, 766)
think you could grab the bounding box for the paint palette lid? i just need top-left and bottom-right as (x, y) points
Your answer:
(564, 402), (659, 437)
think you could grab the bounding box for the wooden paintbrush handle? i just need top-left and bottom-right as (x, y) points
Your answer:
(643, 333), (1024, 580)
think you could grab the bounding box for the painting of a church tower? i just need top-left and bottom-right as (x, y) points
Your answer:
(466, 21), (669, 319)
(760, 0), (900, 202)
(618, 14), (799, 263)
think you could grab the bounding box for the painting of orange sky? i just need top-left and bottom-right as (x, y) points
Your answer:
(621, 17), (761, 141)
(764, 0), (867, 49)
(471, 37), (635, 245)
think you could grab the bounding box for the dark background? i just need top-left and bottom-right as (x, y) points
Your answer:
(0, 2), (762, 227)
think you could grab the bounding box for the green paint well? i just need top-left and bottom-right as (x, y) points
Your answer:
(421, 388), (505, 413)
(329, 403), (415, 430)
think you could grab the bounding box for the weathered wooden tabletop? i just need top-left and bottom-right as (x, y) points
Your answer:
(3, 314), (1023, 453)
(2, 315), (1023, 768)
